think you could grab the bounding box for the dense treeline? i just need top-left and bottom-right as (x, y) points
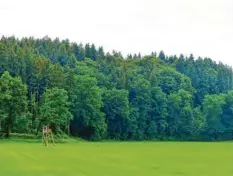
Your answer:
(0, 36), (232, 141)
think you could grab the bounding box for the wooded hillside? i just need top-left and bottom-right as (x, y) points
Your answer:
(0, 36), (232, 141)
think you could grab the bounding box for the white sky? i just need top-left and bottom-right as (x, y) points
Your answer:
(0, 0), (233, 66)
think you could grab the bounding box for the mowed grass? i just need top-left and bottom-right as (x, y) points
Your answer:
(0, 141), (232, 176)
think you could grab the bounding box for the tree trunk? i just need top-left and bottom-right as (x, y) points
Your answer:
(68, 120), (70, 136)
(5, 124), (9, 138)
(36, 121), (42, 135)
(4, 116), (12, 138)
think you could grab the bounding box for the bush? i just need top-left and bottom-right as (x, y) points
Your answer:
(6, 132), (83, 143)
(9, 133), (40, 139)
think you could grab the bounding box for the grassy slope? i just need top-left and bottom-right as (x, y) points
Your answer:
(0, 141), (232, 176)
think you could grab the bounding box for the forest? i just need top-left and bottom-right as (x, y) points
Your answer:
(0, 36), (233, 141)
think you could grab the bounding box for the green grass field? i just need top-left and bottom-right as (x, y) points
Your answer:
(0, 141), (232, 176)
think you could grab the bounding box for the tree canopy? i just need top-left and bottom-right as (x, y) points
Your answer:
(0, 36), (233, 141)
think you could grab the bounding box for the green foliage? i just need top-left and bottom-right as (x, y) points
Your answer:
(157, 67), (194, 94)
(70, 75), (107, 140)
(148, 87), (168, 138)
(102, 88), (130, 139)
(174, 55), (232, 104)
(0, 36), (233, 141)
(8, 133), (40, 139)
(192, 106), (205, 137)
(167, 89), (195, 138)
(221, 91), (233, 139)
(128, 75), (151, 139)
(39, 87), (73, 134)
(0, 71), (27, 137)
(203, 94), (226, 140)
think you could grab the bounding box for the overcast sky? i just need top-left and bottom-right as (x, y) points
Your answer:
(0, 0), (232, 66)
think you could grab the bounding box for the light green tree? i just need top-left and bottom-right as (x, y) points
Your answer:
(39, 87), (73, 135)
(0, 71), (27, 137)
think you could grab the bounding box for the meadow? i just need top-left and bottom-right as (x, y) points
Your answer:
(0, 141), (232, 176)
